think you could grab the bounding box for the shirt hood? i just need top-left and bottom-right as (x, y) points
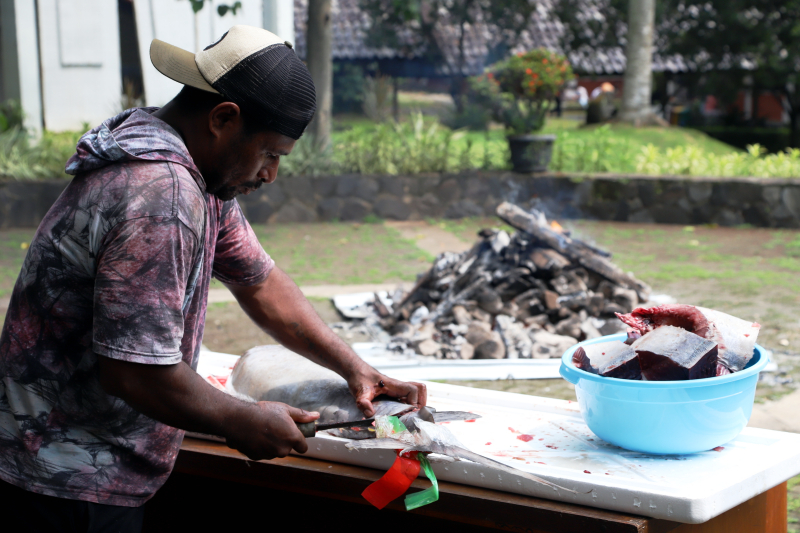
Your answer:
(65, 107), (206, 191)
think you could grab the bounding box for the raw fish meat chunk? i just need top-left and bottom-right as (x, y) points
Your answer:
(616, 304), (759, 374)
(572, 341), (641, 379)
(631, 326), (718, 381)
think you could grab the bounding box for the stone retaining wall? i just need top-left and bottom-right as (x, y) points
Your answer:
(3, 173), (800, 228)
(235, 172), (800, 229)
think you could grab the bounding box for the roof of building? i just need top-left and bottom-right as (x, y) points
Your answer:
(293, 0), (688, 76)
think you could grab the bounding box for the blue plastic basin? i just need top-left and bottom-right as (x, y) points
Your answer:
(560, 333), (769, 455)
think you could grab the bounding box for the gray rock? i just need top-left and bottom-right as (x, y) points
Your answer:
(415, 193), (442, 218)
(713, 208), (745, 227)
(282, 176), (314, 202)
(313, 177), (337, 197)
(242, 200), (275, 223)
(269, 199), (317, 223)
(374, 195), (411, 220)
(445, 199), (483, 219)
(437, 178), (461, 203)
(379, 176), (406, 197)
(762, 186), (782, 206)
(317, 198), (342, 221)
(340, 197), (373, 221)
(687, 182), (713, 203)
(335, 175), (359, 197)
(783, 186), (800, 218)
(355, 178), (379, 202)
(628, 208), (655, 223)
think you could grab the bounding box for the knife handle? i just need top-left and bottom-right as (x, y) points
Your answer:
(297, 422), (316, 438)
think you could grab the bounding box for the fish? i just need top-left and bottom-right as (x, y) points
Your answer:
(616, 304), (760, 374)
(631, 326), (718, 381)
(572, 340), (641, 379)
(228, 345), (476, 439)
(228, 345), (577, 493)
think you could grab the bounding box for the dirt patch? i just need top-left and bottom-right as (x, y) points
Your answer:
(201, 298), (373, 355)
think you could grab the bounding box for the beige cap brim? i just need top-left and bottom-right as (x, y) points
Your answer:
(150, 39), (219, 94)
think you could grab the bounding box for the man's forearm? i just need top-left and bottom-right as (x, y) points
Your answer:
(98, 356), (251, 437)
(225, 267), (371, 381)
(97, 355), (319, 459)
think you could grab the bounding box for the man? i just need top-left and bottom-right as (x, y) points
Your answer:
(0, 25), (425, 532)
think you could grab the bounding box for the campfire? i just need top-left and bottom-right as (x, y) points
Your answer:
(371, 202), (651, 360)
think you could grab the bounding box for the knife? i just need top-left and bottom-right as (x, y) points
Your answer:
(296, 418), (376, 438)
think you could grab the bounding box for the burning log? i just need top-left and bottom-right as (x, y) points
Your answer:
(376, 202), (652, 360)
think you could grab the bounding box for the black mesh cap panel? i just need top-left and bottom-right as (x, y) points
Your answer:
(211, 44), (316, 140)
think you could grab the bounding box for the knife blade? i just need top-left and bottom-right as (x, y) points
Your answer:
(296, 418), (375, 438)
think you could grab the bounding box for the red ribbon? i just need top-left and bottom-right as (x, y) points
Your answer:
(361, 454), (421, 509)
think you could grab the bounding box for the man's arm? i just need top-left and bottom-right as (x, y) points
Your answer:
(224, 266), (427, 417)
(97, 355), (319, 460)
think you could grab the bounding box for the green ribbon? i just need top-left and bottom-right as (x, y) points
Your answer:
(404, 453), (439, 510)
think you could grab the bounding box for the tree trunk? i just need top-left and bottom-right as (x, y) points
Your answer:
(619, 0), (656, 125)
(306, 0), (332, 149)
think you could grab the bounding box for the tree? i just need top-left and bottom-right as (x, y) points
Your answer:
(359, 0), (540, 110)
(553, 0), (665, 125)
(619, 0), (656, 123)
(660, 1), (800, 146)
(306, 0), (333, 149)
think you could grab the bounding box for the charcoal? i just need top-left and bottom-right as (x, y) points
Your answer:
(632, 326), (718, 381)
(367, 202), (651, 359)
(495, 314), (533, 359)
(572, 341), (641, 380)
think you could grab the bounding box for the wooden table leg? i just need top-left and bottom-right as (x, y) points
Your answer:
(662, 482), (787, 533)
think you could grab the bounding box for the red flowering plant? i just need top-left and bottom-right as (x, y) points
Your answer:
(470, 49), (574, 135)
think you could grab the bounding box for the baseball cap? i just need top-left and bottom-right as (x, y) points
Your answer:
(150, 25), (316, 140)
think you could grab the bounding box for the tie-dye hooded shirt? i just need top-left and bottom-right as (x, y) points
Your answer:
(0, 108), (273, 507)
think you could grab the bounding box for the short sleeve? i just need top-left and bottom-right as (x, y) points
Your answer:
(93, 216), (200, 365)
(212, 199), (273, 286)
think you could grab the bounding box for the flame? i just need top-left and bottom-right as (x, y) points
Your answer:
(550, 220), (564, 233)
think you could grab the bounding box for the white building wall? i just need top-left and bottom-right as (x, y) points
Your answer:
(133, 0), (266, 107)
(36, 0), (122, 131)
(0, 0), (44, 134)
(263, 0), (294, 45)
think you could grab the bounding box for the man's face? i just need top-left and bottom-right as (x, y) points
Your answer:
(205, 125), (296, 202)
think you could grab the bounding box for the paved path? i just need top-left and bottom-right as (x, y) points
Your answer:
(385, 220), (472, 256)
(748, 389), (800, 433)
(208, 282), (413, 303)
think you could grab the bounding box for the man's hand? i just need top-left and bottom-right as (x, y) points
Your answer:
(348, 370), (427, 418)
(98, 355), (320, 461)
(225, 402), (319, 460)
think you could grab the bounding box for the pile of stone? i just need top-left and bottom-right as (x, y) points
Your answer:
(372, 202), (652, 360)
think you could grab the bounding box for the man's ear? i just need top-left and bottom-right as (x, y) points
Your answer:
(208, 102), (243, 139)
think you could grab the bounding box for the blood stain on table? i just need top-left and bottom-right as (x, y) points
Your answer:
(517, 434), (534, 442)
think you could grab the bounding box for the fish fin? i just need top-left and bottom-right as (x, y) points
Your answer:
(433, 411), (482, 423)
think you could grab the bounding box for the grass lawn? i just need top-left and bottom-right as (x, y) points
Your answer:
(249, 221), (433, 286)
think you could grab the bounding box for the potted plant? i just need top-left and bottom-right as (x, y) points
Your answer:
(471, 49), (574, 172)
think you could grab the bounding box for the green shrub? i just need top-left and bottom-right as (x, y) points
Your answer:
(0, 128), (82, 180)
(334, 113), (472, 174)
(635, 143), (800, 178)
